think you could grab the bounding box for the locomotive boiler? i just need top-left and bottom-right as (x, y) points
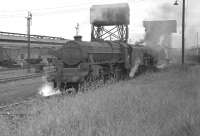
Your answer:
(47, 40), (132, 91)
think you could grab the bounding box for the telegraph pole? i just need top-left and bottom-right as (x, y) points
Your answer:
(182, 0), (185, 64)
(26, 11), (32, 72)
(174, 0), (185, 64)
(197, 32), (199, 55)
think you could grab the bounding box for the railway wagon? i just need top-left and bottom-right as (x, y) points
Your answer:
(0, 46), (57, 68)
(47, 40), (132, 91)
(0, 46), (21, 67)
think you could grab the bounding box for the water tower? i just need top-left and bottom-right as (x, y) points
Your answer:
(90, 3), (130, 43)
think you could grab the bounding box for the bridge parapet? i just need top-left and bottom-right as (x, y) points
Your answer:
(0, 31), (68, 45)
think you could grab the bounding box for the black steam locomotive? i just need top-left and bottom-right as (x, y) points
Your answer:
(46, 40), (155, 92)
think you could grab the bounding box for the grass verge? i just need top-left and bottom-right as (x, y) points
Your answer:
(1, 64), (200, 136)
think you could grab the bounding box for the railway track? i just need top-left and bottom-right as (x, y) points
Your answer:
(0, 99), (35, 110)
(0, 67), (54, 83)
(0, 98), (37, 117)
(0, 73), (43, 83)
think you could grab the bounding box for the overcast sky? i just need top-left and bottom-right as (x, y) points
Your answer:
(0, 0), (199, 47)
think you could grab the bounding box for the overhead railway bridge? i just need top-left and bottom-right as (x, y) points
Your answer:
(0, 31), (68, 48)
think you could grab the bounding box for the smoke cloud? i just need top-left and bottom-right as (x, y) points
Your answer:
(146, 1), (200, 48)
(141, 2), (179, 65)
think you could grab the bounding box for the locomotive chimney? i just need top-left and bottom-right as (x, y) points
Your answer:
(74, 23), (82, 41)
(74, 35), (82, 41)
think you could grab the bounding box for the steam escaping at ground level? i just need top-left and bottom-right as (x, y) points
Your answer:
(38, 76), (61, 97)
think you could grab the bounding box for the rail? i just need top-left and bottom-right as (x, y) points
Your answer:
(0, 73), (43, 83)
(0, 99), (35, 110)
